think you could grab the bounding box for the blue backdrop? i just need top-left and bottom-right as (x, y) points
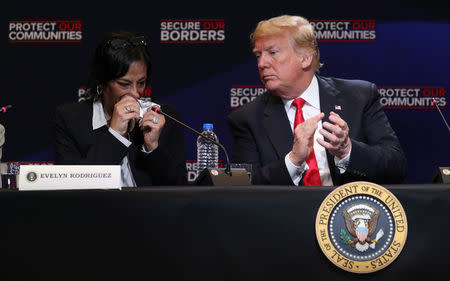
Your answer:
(3, 0), (449, 184)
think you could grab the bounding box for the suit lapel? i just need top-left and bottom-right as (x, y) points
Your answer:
(317, 76), (341, 184)
(262, 94), (293, 159)
(318, 76), (339, 126)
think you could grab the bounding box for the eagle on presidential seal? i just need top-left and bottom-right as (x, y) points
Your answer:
(341, 203), (385, 252)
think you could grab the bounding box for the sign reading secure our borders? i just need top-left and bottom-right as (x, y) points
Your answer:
(315, 181), (407, 273)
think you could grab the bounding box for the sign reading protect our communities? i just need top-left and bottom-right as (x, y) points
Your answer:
(18, 165), (121, 191)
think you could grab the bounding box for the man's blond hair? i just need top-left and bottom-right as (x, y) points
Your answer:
(250, 15), (322, 71)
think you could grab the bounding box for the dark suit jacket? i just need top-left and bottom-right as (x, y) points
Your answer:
(54, 100), (187, 186)
(227, 75), (407, 185)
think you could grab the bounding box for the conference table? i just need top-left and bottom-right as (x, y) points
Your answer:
(0, 184), (448, 281)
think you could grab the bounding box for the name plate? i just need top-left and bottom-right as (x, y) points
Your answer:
(18, 165), (121, 191)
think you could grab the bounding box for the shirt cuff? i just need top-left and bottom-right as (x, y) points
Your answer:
(285, 152), (308, 186)
(108, 127), (132, 147)
(334, 146), (352, 174)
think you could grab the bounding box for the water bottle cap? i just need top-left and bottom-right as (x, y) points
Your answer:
(203, 123), (213, 130)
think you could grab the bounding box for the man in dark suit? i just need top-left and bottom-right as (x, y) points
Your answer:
(227, 15), (407, 186)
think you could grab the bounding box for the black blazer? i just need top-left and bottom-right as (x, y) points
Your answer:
(54, 100), (187, 186)
(227, 75), (407, 185)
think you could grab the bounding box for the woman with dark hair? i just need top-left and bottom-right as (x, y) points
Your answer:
(55, 31), (187, 186)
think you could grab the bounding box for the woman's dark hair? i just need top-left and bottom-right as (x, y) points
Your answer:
(85, 31), (152, 100)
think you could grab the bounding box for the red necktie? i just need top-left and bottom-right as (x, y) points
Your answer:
(292, 98), (322, 186)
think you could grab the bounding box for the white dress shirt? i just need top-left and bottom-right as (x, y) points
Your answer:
(283, 76), (350, 186)
(92, 101), (136, 187)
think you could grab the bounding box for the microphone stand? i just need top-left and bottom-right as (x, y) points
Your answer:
(153, 108), (233, 176)
(432, 99), (450, 133)
(430, 99), (450, 183)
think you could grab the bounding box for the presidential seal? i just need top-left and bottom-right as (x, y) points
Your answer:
(315, 181), (407, 273)
(25, 171), (38, 183)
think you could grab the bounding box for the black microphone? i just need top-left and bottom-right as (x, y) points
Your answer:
(150, 105), (250, 186)
(151, 105), (231, 174)
(1, 105), (12, 113)
(430, 98), (450, 183)
(432, 98), (450, 133)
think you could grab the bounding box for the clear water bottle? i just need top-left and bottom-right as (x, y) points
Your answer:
(197, 123), (219, 173)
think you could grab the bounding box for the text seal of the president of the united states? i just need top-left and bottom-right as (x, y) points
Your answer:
(315, 181), (407, 273)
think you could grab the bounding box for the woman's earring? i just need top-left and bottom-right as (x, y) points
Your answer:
(96, 84), (103, 97)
